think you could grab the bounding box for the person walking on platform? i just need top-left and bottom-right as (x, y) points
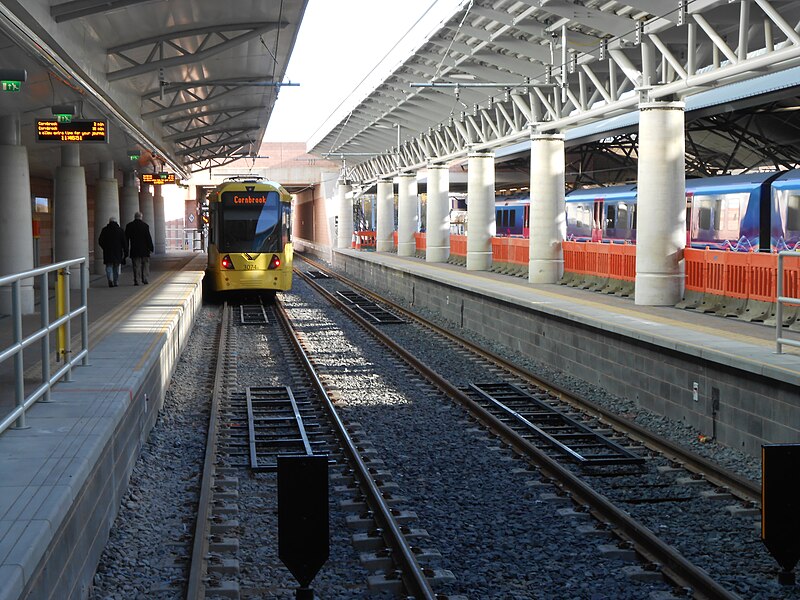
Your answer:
(98, 217), (126, 287)
(125, 211), (154, 286)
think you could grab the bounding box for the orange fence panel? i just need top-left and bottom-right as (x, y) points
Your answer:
(414, 232), (426, 251)
(684, 249), (705, 293)
(450, 234), (467, 257)
(492, 237), (510, 264)
(510, 238), (529, 266)
(608, 244), (636, 282)
(356, 231), (376, 250)
(747, 253), (776, 303)
(782, 254), (800, 304)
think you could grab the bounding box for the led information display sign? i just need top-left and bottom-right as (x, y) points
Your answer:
(141, 172), (177, 185)
(36, 119), (108, 143)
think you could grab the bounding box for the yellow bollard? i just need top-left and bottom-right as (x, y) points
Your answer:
(56, 268), (66, 362)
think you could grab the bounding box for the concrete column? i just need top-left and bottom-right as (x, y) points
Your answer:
(0, 115), (34, 314)
(153, 185), (166, 254)
(139, 185), (154, 229)
(93, 161), (119, 275)
(336, 180), (353, 249)
(120, 171), (139, 225)
(54, 145), (88, 289)
(466, 151), (495, 271)
(376, 178), (394, 252)
(635, 101), (686, 305)
(528, 134), (566, 283)
(426, 163), (450, 263)
(396, 173), (418, 257)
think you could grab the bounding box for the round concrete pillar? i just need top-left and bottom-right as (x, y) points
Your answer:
(0, 115), (34, 314)
(528, 134), (566, 283)
(54, 145), (88, 289)
(93, 161), (119, 275)
(426, 164), (450, 263)
(139, 186), (154, 229)
(120, 171), (139, 226)
(376, 178), (394, 252)
(336, 180), (353, 249)
(635, 101), (686, 305)
(396, 173), (418, 257)
(153, 185), (166, 254)
(466, 151), (495, 270)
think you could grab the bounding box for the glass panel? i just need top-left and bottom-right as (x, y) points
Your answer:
(219, 190), (281, 252)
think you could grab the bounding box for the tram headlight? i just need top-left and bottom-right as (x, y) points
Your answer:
(221, 255), (234, 269)
(268, 254), (281, 269)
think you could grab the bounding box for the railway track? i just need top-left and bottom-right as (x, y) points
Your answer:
(184, 299), (452, 598)
(292, 256), (774, 599)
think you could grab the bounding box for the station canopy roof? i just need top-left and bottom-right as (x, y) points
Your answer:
(0, 0), (308, 179)
(307, 0), (800, 185)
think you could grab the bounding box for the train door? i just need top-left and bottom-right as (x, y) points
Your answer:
(523, 204), (530, 238)
(591, 199), (604, 242)
(685, 193), (693, 247)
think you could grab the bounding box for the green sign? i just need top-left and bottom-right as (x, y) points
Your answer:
(1, 80), (21, 92)
(55, 114), (72, 124)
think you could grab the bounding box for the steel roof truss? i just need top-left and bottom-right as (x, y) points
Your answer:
(107, 22), (284, 81)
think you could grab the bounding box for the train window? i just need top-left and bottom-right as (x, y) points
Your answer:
(495, 209), (502, 228)
(606, 205), (617, 229)
(617, 203), (628, 229)
(566, 202), (592, 237)
(697, 206), (712, 231)
(509, 210), (516, 228)
(219, 190), (281, 252)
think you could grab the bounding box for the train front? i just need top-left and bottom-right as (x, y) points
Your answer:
(207, 180), (293, 295)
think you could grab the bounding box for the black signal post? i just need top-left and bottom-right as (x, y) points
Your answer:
(277, 455), (329, 599)
(762, 444), (800, 585)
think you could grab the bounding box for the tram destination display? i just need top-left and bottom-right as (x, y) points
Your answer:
(36, 119), (108, 143)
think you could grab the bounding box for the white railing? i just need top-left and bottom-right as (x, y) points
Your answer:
(0, 258), (89, 433)
(776, 251), (800, 354)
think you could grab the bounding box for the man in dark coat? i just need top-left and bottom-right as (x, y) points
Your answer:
(98, 217), (126, 287)
(125, 211), (154, 286)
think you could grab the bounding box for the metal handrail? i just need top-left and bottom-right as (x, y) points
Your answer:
(0, 258), (89, 434)
(776, 250), (800, 354)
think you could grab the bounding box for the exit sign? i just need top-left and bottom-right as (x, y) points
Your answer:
(55, 114), (72, 124)
(1, 81), (21, 92)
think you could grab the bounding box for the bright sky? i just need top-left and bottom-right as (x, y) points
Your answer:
(265, 0), (464, 144)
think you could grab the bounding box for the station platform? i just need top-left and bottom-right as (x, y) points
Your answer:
(0, 251), (206, 600)
(323, 246), (800, 458)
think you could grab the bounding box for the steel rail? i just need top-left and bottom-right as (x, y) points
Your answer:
(295, 265), (742, 600)
(272, 298), (437, 599)
(186, 303), (230, 599)
(297, 256), (760, 504)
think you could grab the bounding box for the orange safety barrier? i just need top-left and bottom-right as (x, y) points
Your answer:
(356, 231), (376, 250)
(450, 234), (467, 257)
(492, 237), (510, 264)
(683, 248), (706, 293)
(781, 254), (800, 305)
(509, 238), (529, 266)
(747, 253), (776, 303)
(393, 231), (398, 248)
(562, 241), (583, 275)
(414, 232), (426, 251)
(608, 243), (636, 281)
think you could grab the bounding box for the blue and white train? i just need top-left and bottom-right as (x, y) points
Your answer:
(494, 170), (800, 251)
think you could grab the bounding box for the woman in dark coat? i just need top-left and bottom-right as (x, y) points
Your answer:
(98, 217), (127, 287)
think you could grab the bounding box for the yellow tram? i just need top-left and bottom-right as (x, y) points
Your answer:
(204, 177), (293, 299)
